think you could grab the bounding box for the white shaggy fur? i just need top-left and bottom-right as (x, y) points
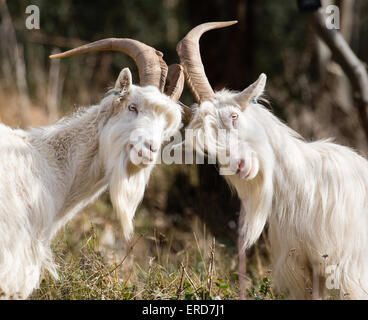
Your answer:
(188, 74), (368, 299)
(0, 68), (182, 299)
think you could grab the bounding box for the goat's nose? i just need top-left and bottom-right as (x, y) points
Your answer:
(144, 140), (158, 153)
(237, 159), (245, 171)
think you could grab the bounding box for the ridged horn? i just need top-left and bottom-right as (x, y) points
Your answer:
(176, 21), (238, 103)
(50, 38), (168, 90)
(164, 64), (185, 101)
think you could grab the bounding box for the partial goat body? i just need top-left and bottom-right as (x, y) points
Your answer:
(179, 21), (368, 299)
(0, 103), (116, 298)
(226, 103), (368, 299)
(0, 123), (58, 299)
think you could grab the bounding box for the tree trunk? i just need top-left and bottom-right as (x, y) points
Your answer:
(311, 8), (368, 141)
(184, 0), (255, 244)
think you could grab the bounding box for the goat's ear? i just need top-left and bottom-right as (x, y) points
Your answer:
(235, 73), (266, 110)
(114, 68), (132, 94)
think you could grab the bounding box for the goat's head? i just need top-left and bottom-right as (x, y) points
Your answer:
(108, 67), (183, 168)
(51, 38), (184, 168)
(50, 38), (184, 239)
(178, 22), (268, 181)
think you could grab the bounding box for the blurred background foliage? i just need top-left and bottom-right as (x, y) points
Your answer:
(0, 0), (368, 299)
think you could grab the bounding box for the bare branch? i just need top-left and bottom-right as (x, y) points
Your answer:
(311, 8), (368, 139)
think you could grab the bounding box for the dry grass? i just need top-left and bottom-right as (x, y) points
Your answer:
(30, 201), (242, 300)
(27, 193), (282, 300)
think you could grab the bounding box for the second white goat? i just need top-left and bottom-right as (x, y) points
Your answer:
(179, 21), (368, 300)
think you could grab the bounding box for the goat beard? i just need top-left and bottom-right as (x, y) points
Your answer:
(108, 151), (148, 241)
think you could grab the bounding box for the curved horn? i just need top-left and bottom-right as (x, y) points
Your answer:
(176, 21), (238, 104)
(50, 38), (168, 91)
(164, 64), (185, 101)
(164, 64), (193, 121)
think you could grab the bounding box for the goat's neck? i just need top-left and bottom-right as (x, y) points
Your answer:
(42, 104), (112, 208)
(228, 105), (311, 247)
(28, 102), (117, 221)
(260, 107), (311, 195)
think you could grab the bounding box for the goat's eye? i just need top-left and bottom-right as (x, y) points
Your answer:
(231, 113), (238, 121)
(128, 104), (138, 113)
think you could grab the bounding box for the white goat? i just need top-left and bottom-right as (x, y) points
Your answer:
(0, 38), (183, 299)
(178, 21), (368, 299)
